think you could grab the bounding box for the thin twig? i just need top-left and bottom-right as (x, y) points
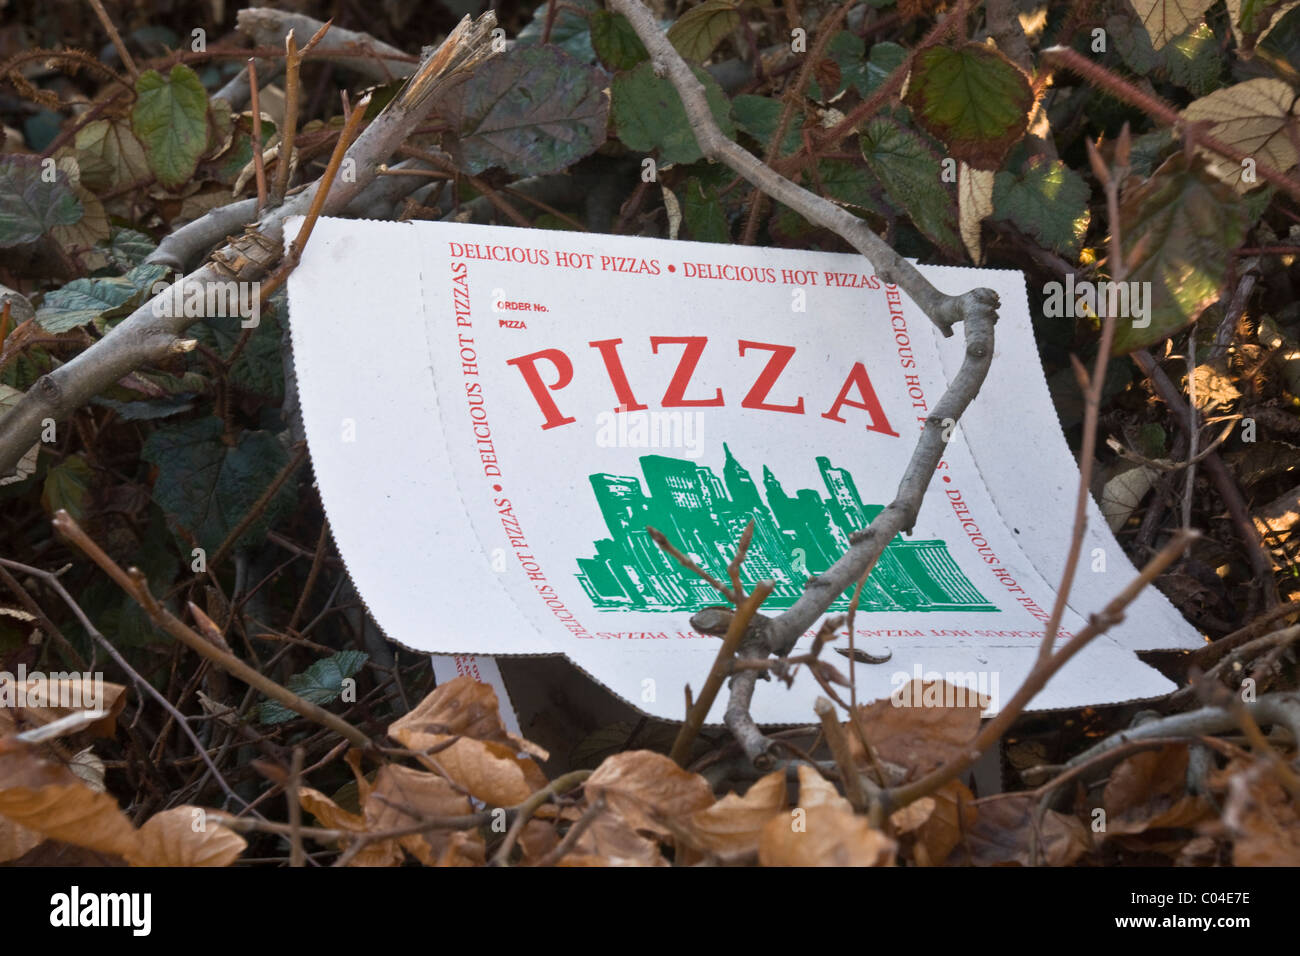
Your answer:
(670, 581), (774, 766)
(87, 0), (138, 78)
(51, 510), (373, 749)
(248, 58), (268, 215)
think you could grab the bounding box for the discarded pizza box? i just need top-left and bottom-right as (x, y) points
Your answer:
(286, 217), (1203, 724)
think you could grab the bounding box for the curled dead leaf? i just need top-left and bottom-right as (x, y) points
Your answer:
(759, 804), (895, 866)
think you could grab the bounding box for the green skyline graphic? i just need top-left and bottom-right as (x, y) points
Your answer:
(575, 445), (998, 613)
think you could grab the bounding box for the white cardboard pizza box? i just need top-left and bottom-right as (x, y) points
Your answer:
(286, 217), (1203, 724)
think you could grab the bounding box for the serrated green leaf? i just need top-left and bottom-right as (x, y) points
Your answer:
(613, 60), (735, 166)
(591, 10), (649, 70)
(1110, 13), (1161, 75)
(37, 277), (135, 333)
(817, 158), (883, 214)
(517, 0), (597, 61)
(0, 155), (82, 248)
(441, 45), (608, 176)
(863, 41), (908, 94)
(73, 119), (151, 195)
(1112, 153), (1250, 353)
(904, 43), (1032, 171)
(105, 227), (157, 270)
(667, 0), (740, 62)
(992, 157), (1092, 256)
(196, 309), (284, 399)
(859, 118), (959, 253)
(142, 417), (297, 553)
(259, 651), (369, 724)
(131, 65), (210, 190)
(1163, 22), (1221, 95)
(731, 94), (803, 157)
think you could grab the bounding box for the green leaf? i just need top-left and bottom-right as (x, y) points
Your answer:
(1258, 6), (1300, 85)
(667, 0), (740, 62)
(104, 227), (157, 271)
(904, 43), (1032, 171)
(612, 60), (735, 165)
(258, 651), (369, 724)
(811, 31), (864, 99)
(817, 158), (883, 214)
(731, 94), (803, 157)
(1109, 13), (1160, 75)
(1111, 153), (1250, 354)
(516, 0), (597, 62)
(0, 155), (82, 248)
(195, 309), (284, 400)
(1162, 22), (1221, 95)
(442, 45), (608, 177)
(679, 176), (729, 242)
(90, 395), (195, 421)
(863, 41), (908, 94)
(142, 417), (298, 554)
(992, 157), (1092, 256)
(131, 65), (210, 190)
(41, 454), (93, 522)
(37, 270), (157, 333)
(74, 119), (151, 194)
(859, 118), (959, 254)
(591, 11), (648, 70)
(37, 262), (166, 334)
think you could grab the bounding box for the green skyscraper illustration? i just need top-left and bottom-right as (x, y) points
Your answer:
(575, 447), (998, 613)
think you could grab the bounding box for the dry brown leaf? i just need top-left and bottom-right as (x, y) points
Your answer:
(364, 763), (480, 866)
(562, 810), (668, 866)
(389, 674), (547, 760)
(298, 784), (404, 866)
(795, 764), (854, 814)
(759, 804), (895, 866)
(912, 780), (977, 866)
(680, 770), (787, 858)
(420, 737), (548, 806)
(1218, 760), (1300, 865)
(958, 163), (995, 263)
(519, 818), (560, 861)
(388, 676), (549, 805)
(0, 744), (138, 860)
(851, 680), (983, 778)
(1102, 744), (1213, 837)
(890, 796), (935, 834)
(584, 750), (715, 838)
(953, 794), (1092, 866)
(0, 674), (127, 738)
(133, 807), (246, 866)
(0, 741), (243, 866)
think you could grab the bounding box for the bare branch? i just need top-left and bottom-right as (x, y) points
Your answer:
(0, 14), (499, 478)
